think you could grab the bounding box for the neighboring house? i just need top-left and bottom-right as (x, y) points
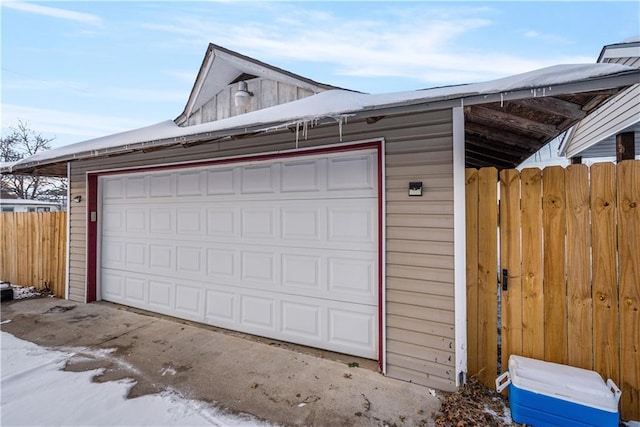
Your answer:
(559, 37), (640, 161)
(3, 43), (639, 392)
(0, 198), (61, 212)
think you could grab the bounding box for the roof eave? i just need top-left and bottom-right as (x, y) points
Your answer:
(6, 68), (639, 175)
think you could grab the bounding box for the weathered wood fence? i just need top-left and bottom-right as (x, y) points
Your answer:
(466, 160), (639, 421)
(0, 212), (67, 298)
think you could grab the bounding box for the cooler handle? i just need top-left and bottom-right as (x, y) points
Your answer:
(607, 379), (622, 404)
(495, 371), (511, 393)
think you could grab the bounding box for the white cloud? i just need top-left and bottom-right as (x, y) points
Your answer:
(1, 104), (153, 146)
(138, 4), (592, 87)
(3, 78), (185, 103)
(2, 1), (102, 25)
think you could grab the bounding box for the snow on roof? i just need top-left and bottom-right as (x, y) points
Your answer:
(0, 198), (61, 206)
(5, 63), (639, 172)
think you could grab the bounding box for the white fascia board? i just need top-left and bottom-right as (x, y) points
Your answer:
(601, 45), (640, 61)
(452, 106), (467, 386)
(65, 161), (71, 301)
(184, 50), (215, 119)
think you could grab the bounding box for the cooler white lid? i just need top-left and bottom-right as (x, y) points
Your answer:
(508, 355), (619, 412)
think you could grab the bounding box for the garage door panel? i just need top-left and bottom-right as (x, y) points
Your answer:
(125, 276), (146, 303)
(281, 159), (321, 193)
(125, 209), (146, 233)
(177, 208), (204, 234)
(328, 204), (376, 244)
(241, 164), (277, 194)
(206, 168), (235, 195)
(103, 208), (123, 232)
(241, 251), (276, 285)
(103, 176), (125, 199)
(282, 253), (321, 290)
(125, 176), (147, 198)
(327, 154), (375, 191)
(281, 301), (321, 340)
(206, 248), (236, 277)
(177, 171), (204, 196)
(101, 149), (379, 359)
(102, 271), (124, 301)
(103, 240), (124, 268)
(207, 208), (237, 237)
(328, 255), (376, 297)
(149, 208), (174, 234)
(149, 280), (173, 310)
(241, 207), (277, 239)
(149, 244), (174, 271)
(149, 173), (174, 197)
(281, 207), (322, 241)
(241, 295), (276, 330)
(175, 283), (204, 319)
(205, 289), (236, 322)
(329, 308), (376, 350)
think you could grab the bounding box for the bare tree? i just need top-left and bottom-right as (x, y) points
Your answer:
(1, 121), (67, 202)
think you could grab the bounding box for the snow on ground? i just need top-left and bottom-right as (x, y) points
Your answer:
(0, 332), (270, 426)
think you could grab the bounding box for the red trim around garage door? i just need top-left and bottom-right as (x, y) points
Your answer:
(86, 173), (98, 302)
(85, 141), (384, 366)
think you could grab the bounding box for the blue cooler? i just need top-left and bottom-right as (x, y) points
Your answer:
(496, 355), (621, 427)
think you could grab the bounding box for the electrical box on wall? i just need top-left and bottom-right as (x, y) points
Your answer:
(409, 181), (423, 196)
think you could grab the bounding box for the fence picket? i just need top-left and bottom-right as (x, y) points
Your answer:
(617, 160), (640, 420)
(542, 166), (567, 364)
(499, 169), (522, 374)
(477, 167), (498, 386)
(591, 163), (619, 386)
(566, 165), (592, 370)
(520, 168), (544, 360)
(465, 169), (479, 377)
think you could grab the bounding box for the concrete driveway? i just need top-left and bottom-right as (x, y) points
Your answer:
(0, 297), (441, 426)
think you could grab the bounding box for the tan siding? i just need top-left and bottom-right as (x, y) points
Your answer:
(67, 109), (456, 390)
(387, 277), (454, 298)
(384, 109), (455, 389)
(387, 240), (454, 256)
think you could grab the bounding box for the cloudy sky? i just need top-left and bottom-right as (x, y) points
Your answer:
(1, 1), (639, 148)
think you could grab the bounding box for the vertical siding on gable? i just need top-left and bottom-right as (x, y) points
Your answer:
(190, 79), (320, 126)
(67, 109), (456, 390)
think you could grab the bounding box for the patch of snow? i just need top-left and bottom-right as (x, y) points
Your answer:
(0, 320), (11, 325)
(623, 421), (640, 426)
(0, 331), (270, 426)
(483, 401), (512, 425)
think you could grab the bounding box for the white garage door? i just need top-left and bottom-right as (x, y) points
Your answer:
(100, 150), (379, 358)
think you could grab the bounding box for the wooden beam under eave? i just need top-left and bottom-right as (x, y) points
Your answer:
(465, 121), (543, 148)
(581, 90), (619, 112)
(616, 132), (636, 162)
(465, 134), (536, 158)
(465, 105), (559, 138)
(465, 147), (518, 169)
(513, 97), (587, 121)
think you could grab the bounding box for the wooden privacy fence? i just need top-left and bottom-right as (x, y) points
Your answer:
(466, 160), (639, 421)
(0, 212), (67, 298)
